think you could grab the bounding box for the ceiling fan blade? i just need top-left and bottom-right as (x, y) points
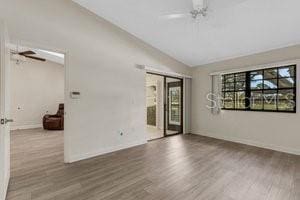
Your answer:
(19, 50), (36, 55)
(160, 13), (190, 20)
(24, 55), (46, 62)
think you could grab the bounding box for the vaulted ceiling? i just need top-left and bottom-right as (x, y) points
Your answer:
(73, 0), (300, 67)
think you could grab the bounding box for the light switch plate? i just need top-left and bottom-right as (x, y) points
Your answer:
(70, 91), (80, 99)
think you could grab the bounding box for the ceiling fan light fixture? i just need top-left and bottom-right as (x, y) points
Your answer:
(191, 0), (208, 18)
(159, 0), (208, 21)
(190, 8), (207, 19)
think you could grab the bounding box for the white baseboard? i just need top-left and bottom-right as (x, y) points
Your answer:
(67, 139), (147, 163)
(194, 132), (300, 156)
(10, 124), (42, 131)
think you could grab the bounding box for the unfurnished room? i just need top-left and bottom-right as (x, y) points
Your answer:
(0, 0), (299, 200)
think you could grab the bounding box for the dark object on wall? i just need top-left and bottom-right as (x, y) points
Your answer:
(147, 105), (156, 126)
(11, 50), (46, 62)
(43, 104), (64, 130)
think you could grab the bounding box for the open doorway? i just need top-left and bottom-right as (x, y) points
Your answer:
(146, 73), (164, 140)
(9, 44), (66, 170)
(146, 73), (183, 140)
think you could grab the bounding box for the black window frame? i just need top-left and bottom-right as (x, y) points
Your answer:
(221, 65), (297, 113)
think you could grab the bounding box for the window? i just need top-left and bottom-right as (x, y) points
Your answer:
(221, 65), (296, 113)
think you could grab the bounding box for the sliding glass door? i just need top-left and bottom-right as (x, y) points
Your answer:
(146, 73), (183, 140)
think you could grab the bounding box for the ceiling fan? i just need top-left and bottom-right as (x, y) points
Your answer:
(11, 47), (46, 64)
(160, 0), (247, 21)
(161, 0), (207, 20)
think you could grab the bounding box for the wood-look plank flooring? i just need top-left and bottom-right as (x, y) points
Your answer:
(7, 128), (300, 200)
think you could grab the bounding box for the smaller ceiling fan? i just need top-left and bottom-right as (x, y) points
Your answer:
(160, 0), (247, 21)
(161, 0), (208, 20)
(11, 50), (46, 62)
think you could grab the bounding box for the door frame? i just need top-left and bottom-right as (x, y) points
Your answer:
(0, 20), (10, 200)
(146, 72), (184, 138)
(6, 40), (71, 163)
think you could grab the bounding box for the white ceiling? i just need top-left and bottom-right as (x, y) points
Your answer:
(73, 0), (300, 67)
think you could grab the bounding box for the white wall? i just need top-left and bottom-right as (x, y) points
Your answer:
(10, 59), (64, 130)
(0, 0), (191, 162)
(191, 45), (300, 155)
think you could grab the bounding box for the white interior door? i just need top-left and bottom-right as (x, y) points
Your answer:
(0, 21), (11, 200)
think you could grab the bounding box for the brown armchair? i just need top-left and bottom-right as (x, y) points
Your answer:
(43, 104), (64, 130)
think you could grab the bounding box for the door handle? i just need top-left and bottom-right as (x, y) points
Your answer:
(1, 118), (14, 124)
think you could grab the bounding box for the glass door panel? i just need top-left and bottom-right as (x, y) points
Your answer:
(165, 78), (183, 135)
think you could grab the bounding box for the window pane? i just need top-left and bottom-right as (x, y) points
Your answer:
(278, 77), (295, 88)
(278, 89), (294, 100)
(251, 80), (263, 89)
(263, 79), (277, 89)
(235, 91), (245, 100)
(250, 91), (263, 110)
(235, 100), (246, 109)
(224, 74), (234, 82)
(263, 90), (277, 110)
(278, 66), (295, 78)
(278, 100), (295, 111)
(250, 71), (263, 80)
(225, 82), (234, 91)
(224, 101), (234, 109)
(235, 81), (245, 90)
(235, 73), (246, 81)
(278, 87), (295, 111)
(224, 92), (235, 108)
(235, 92), (245, 109)
(264, 68), (277, 79)
(225, 92), (235, 100)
